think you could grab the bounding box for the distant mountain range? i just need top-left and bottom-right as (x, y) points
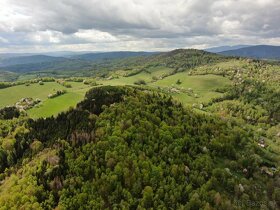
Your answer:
(0, 55), (67, 67)
(0, 51), (157, 72)
(0, 51), (95, 59)
(0, 45), (279, 74)
(205, 45), (251, 53)
(71, 51), (157, 61)
(218, 45), (280, 60)
(205, 45), (280, 60)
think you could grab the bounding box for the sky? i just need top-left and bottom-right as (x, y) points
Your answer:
(0, 0), (279, 53)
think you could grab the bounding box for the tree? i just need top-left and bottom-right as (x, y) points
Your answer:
(141, 186), (154, 208)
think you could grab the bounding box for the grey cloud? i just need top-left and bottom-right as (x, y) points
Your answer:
(0, 0), (279, 52)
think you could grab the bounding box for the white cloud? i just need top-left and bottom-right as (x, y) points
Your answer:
(0, 0), (279, 52)
(74, 29), (118, 43)
(28, 31), (62, 44)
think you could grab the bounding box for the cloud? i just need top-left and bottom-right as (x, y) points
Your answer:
(0, 36), (9, 44)
(0, 0), (279, 52)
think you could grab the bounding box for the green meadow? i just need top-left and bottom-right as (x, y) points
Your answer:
(27, 92), (85, 118)
(0, 66), (231, 118)
(152, 73), (231, 104)
(0, 81), (90, 118)
(101, 70), (231, 105)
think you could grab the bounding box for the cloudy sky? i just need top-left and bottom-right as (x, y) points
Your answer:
(0, 0), (279, 52)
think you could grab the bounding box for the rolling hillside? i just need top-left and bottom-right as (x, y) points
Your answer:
(0, 49), (279, 209)
(0, 49), (229, 80)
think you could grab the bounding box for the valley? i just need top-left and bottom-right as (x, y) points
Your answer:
(1, 0), (280, 208)
(0, 49), (279, 209)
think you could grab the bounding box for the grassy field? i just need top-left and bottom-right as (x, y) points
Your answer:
(153, 73), (230, 90)
(101, 70), (231, 105)
(152, 73), (231, 104)
(0, 81), (90, 118)
(0, 82), (63, 108)
(101, 66), (174, 86)
(101, 72), (152, 86)
(0, 65), (232, 118)
(27, 92), (85, 118)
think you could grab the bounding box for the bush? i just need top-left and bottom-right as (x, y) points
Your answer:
(176, 79), (182, 85)
(134, 79), (147, 85)
(48, 90), (66, 98)
(83, 79), (98, 86)
(61, 82), (72, 88)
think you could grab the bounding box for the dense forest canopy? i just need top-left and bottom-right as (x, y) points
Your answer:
(0, 86), (279, 209)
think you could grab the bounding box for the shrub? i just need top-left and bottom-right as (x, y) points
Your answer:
(134, 79), (147, 85)
(176, 79), (182, 85)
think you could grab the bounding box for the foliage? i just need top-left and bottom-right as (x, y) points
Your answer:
(48, 90), (66, 99)
(0, 86), (278, 209)
(176, 79), (182, 85)
(134, 79), (147, 85)
(0, 106), (20, 119)
(83, 79), (98, 86)
(0, 50), (279, 209)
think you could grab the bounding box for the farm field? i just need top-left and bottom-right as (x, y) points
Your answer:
(0, 79), (228, 117)
(27, 92), (85, 118)
(0, 81), (90, 118)
(101, 71), (231, 105)
(152, 73), (231, 104)
(0, 70), (232, 118)
(101, 66), (174, 86)
(101, 72), (153, 86)
(0, 82), (63, 108)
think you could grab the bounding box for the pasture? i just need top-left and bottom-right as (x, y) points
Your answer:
(0, 66), (232, 118)
(0, 81), (90, 118)
(101, 70), (232, 105)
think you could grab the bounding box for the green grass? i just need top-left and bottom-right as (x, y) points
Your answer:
(0, 82), (62, 108)
(0, 81), (90, 118)
(172, 91), (224, 104)
(101, 71), (153, 86)
(16, 74), (39, 81)
(153, 73), (230, 90)
(0, 68), (231, 118)
(151, 73), (231, 104)
(27, 92), (84, 118)
(100, 71), (231, 105)
(102, 67), (174, 86)
(147, 66), (174, 77)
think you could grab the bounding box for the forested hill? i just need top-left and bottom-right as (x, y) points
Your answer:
(0, 51), (156, 73)
(0, 49), (227, 75)
(86, 49), (230, 78)
(0, 86), (279, 209)
(111, 49), (228, 71)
